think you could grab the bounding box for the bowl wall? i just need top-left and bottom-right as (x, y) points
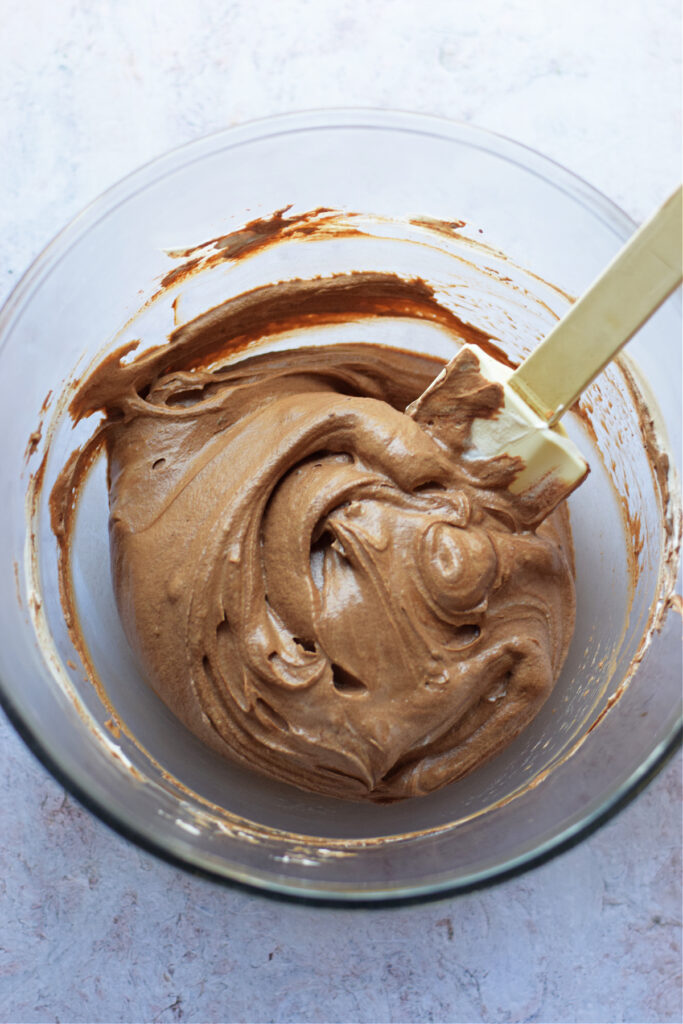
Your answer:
(1, 111), (680, 901)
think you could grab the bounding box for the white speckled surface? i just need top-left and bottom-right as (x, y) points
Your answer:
(1, 2), (681, 1022)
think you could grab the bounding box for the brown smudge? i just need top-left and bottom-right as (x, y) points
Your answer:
(158, 207), (363, 295)
(24, 388), (55, 462)
(49, 429), (110, 690)
(618, 358), (680, 593)
(410, 216), (466, 236)
(576, 389), (641, 592)
(164, 205), (299, 259)
(160, 257), (201, 289)
(68, 272), (496, 420)
(13, 561), (21, 609)
(24, 426), (42, 462)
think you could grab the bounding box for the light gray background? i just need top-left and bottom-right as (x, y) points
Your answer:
(1, 2), (681, 1022)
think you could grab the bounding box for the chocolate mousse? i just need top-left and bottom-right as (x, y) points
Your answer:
(51, 273), (576, 802)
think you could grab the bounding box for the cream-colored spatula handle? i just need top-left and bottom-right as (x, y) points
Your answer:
(510, 185), (683, 427)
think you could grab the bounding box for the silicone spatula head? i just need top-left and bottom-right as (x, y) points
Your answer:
(408, 185), (683, 529)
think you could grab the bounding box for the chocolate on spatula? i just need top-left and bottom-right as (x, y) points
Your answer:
(409, 185), (682, 529)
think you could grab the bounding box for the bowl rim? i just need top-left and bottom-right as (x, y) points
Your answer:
(1, 107), (681, 907)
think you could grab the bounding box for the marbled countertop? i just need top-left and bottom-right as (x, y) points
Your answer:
(1, 2), (681, 1022)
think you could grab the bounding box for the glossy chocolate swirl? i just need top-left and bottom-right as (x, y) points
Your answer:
(100, 341), (575, 802)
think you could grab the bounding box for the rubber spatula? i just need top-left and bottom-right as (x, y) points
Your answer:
(407, 185), (683, 528)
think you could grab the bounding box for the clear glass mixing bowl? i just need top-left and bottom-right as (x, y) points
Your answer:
(0, 110), (680, 904)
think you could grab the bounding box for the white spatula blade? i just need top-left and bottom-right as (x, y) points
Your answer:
(463, 345), (589, 522)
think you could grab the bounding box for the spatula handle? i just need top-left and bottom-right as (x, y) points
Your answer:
(510, 185), (683, 426)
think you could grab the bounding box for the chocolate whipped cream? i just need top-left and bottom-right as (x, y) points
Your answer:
(52, 273), (576, 802)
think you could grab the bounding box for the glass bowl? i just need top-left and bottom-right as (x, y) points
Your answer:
(0, 110), (680, 904)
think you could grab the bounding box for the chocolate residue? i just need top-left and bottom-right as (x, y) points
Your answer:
(160, 257), (202, 289)
(159, 207), (366, 295)
(23, 390), (52, 463)
(50, 433), (108, 641)
(619, 358), (680, 589)
(165, 205), (302, 259)
(410, 216), (467, 236)
(13, 561), (21, 610)
(68, 272), (495, 421)
(104, 717), (121, 739)
(577, 361), (678, 594)
(576, 389), (641, 588)
(466, 336), (517, 370)
(24, 426), (42, 462)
